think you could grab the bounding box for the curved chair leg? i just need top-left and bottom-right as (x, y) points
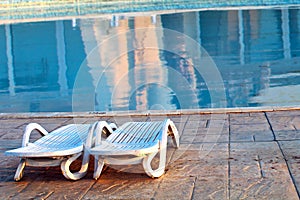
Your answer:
(142, 146), (167, 178)
(14, 159), (26, 181)
(93, 156), (105, 180)
(61, 150), (90, 180)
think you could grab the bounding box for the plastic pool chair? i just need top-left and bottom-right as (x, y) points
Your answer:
(86, 119), (180, 179)
(5, 122), (105, 181)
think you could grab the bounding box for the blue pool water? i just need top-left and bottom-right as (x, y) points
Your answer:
(1, 7), (300, 112)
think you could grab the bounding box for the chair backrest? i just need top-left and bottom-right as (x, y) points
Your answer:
(34, 124), (90, 148)
(107, 121), (164, 144)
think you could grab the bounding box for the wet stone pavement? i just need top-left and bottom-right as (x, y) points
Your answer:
(0, 110), (300, 199)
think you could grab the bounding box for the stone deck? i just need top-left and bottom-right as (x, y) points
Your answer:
(1, 109), (300, 199)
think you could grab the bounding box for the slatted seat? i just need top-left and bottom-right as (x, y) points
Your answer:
(7, 124), (89, 157)
(5, 123), (103, 181)
(86, 119), (180, 179)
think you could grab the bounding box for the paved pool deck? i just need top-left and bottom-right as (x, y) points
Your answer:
(1, 109), (300, 199)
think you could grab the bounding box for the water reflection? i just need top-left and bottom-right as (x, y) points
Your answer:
(74, 16), (201, 112)
(1, 7), (300, 112)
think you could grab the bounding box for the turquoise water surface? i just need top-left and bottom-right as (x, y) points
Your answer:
(1, 7), (300, 112)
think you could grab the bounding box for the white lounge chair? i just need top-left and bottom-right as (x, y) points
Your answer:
(86, 119), (179, 179)
(5, 122), (103, 181)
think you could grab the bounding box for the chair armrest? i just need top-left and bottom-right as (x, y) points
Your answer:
(85, 121), (115, 149)
(22, 123), (49, 147)
(109, 123), (117, 131)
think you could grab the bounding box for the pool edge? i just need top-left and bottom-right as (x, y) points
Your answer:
(1, 3), (300, 25)
(1, 106), (300, 119)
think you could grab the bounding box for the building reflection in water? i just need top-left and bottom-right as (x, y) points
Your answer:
(1, 8), (300, 112)
(77, 13), (199, 112)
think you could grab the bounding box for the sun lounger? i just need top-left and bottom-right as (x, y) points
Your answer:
(5, 122), (98, 181)
(85, 119), (179, 179)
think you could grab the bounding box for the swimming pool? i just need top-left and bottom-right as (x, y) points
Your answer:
(1, 6), (300, 112)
